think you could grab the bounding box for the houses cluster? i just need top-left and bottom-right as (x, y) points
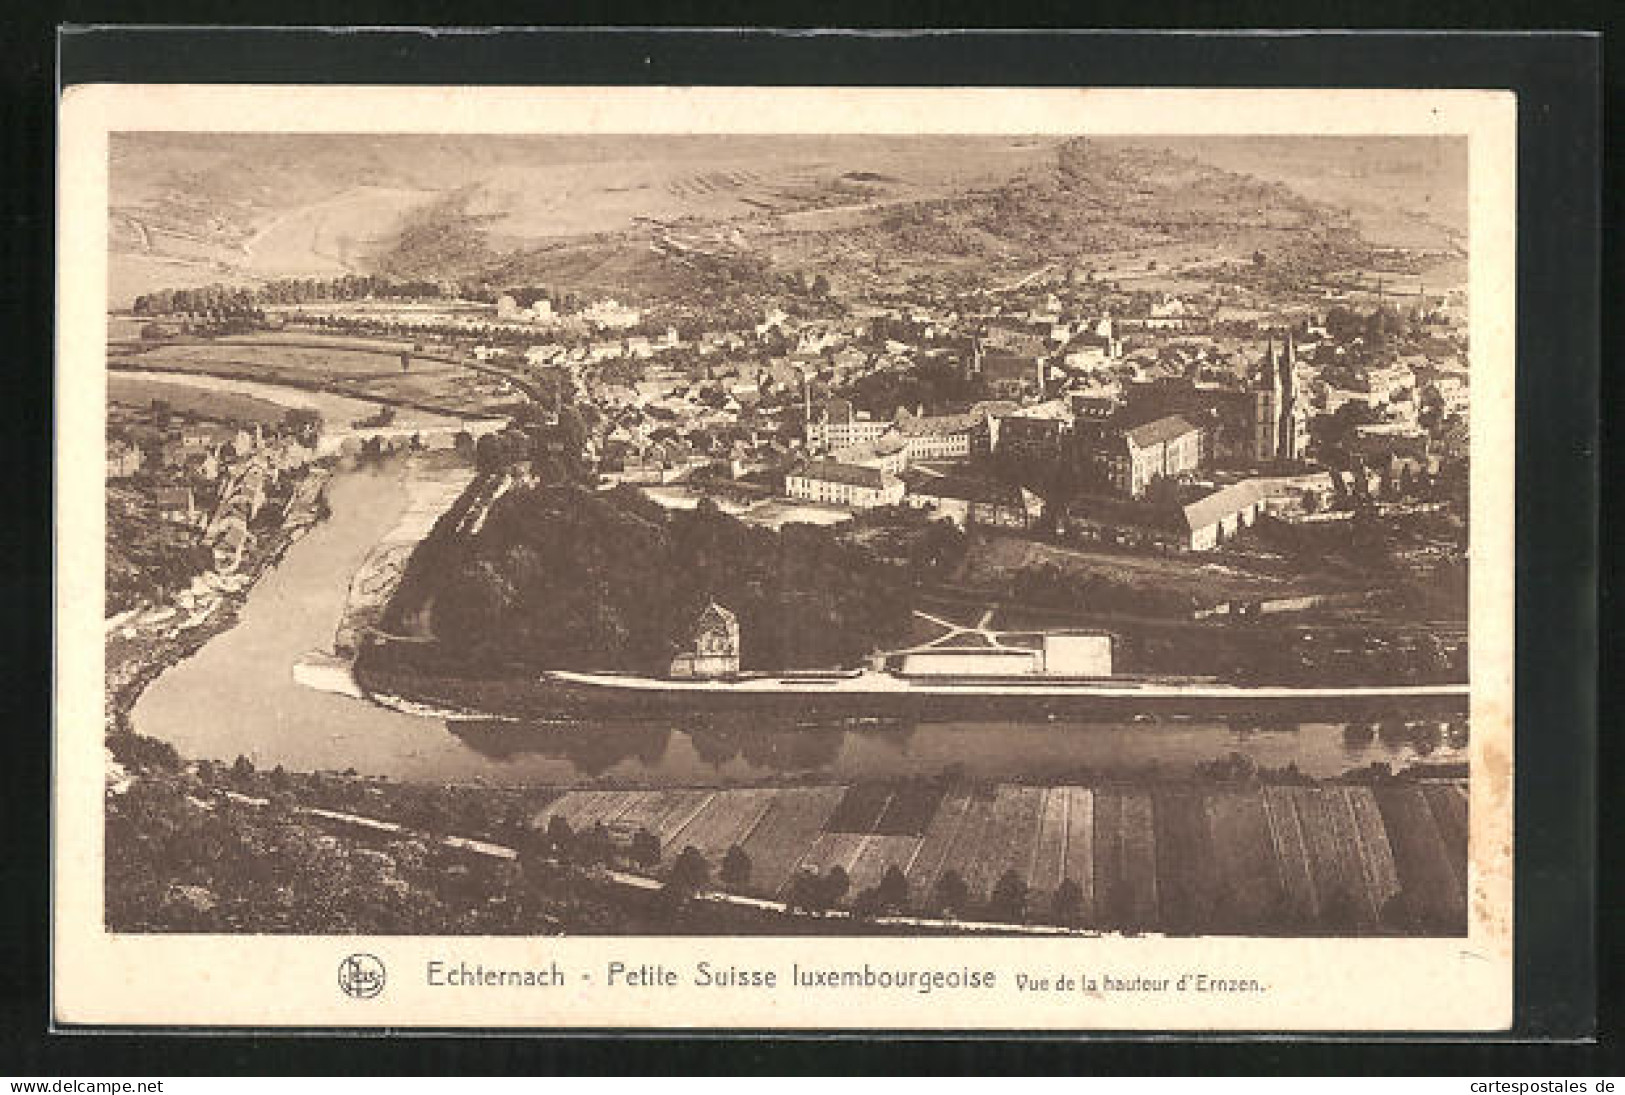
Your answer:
(108, 404), (320, 574)
(775, 330), (1366, 552)
(358, 264), (1468, 562)
(543, 278), (1464, 559)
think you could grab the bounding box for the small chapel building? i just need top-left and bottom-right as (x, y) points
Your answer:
(669, 601), (741, 679)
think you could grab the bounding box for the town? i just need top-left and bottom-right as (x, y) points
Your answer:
(115, 250), (1470, 686)
(101, 132), (1473, 939)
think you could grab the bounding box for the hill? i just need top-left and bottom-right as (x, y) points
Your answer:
(371, 479), (962, 676)
(108, 133), (1451, 307)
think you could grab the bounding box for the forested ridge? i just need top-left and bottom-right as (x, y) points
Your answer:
(381, 483), (961, 675)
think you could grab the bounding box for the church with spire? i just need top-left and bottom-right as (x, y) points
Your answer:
(1251, 330), (1303, 463)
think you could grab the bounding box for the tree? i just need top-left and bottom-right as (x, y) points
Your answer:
(1310, 400), (1383, 461)
(788, 869), (829, 914)
(1319, 884), (1361, 933)
(629, 828), (661, 871)
(670, 846), (710, 893)
(720, 844), (752, 888)
(876, 865), (909, 912)
(811, 273), (831, 296)
(474, 432), (508, 474)
(990, 869), (1028, 921)
(1418, 383), (1446, 433)
(545, 814), (574, 855)
(1142, 474), (1182, 507)
(823, 865), (851, 907)
(1052, 878), (1085, 925)
(934, 869), (969, 915)
(850, 888), (882, 920)
(576, 822), (613, 865)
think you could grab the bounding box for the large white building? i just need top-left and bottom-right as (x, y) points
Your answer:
(805, 399), (893, 452)
(785, 459), (905, 509)
(582, 298), (642, 330)
(897, 633), (1112, 678)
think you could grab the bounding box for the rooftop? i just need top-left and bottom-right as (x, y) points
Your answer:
(1179, 479), (1271, 531)
(1067, 477), (1271, 535)
(816, 398), (856, 425)
(893, 400), (1017, 436)
(790, 459), (895, 490)
(1125, 414), (1200, 449)
(902, 471), (1022, 506)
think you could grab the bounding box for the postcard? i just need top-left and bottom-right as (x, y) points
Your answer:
(56, 84), (1514, 1030)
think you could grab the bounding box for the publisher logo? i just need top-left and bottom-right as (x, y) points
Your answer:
(338, 953), (386, 999)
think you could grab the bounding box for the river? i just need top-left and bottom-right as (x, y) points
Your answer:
(129, 460), (1467, 787)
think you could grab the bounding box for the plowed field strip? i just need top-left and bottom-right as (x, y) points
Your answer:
(904, 789), (975, 897)
(1374, 784), (1465, 929)
(848, 835), (927, 895)
(658, 791), (719, 854)
(962, 786), (1044, 902)
(1325, 787), (1381, 925)
(939, 793), (999, 901)
(1152, 788), (1214, 933)
(788, 833), (868, 892)
(1346, 787), (1402, 916)
(1293, 788), (1367, 928)
(738, 787), (845, 897)
(1028, 787), (1070, 896)
(1263, 787), (1319, 922)
(1421, 782), (1469, 864)
(1062, 787), (1095, 919)
(1204, 790), (1283, 930)
(1092, 790), (1126, 928)
(1120, 790), (1159, 930)
(675, 790), (778, 859)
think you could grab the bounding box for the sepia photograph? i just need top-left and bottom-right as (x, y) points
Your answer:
(55, 84), (1516, 1030)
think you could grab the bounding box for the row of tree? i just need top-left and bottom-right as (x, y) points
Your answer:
(131, 274), (460, 316)
(526, 805), (1086, 926)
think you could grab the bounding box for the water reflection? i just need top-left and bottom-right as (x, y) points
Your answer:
(448, 717), (1468, 787)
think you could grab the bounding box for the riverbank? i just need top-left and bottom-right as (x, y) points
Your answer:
(105, 462), (334, 736)
(330, 462), (477, 655)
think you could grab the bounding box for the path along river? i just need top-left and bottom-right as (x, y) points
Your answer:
(130, 455), (1467, 788)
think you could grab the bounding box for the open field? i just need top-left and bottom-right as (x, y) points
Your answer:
(638, 486), (855, 530)
(120, 340), (458, 380)
(961, 533), (1345, 606)
(108, 334), (509, 417)
(108, 373), (293, 426)
(530, 779), (1468, 934)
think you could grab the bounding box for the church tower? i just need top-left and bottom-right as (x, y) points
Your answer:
(1276, 330), (1301, 461)
(1252, 331), (1302, 464)
(1252, 337), (1280, 461)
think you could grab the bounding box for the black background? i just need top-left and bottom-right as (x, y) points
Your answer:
(2, 21), (1608, 1074)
